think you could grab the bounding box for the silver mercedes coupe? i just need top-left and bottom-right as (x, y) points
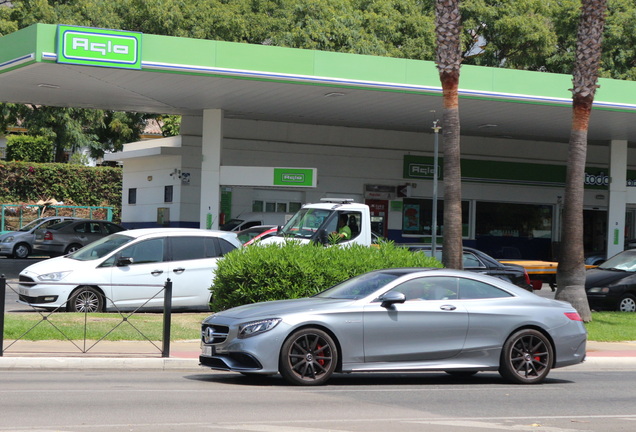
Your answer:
(200, 268), (587, 385)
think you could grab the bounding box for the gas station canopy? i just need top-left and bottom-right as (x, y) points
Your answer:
(2, 23), (636, 146)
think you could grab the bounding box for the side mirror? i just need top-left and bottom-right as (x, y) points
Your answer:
(380, 291), (406, 308)
(116, 256), (134, 267)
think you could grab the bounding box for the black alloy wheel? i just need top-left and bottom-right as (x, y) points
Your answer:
(67, 286), (104, 313)
(499, 329), (553, 384)
(279, 328), (338, 386)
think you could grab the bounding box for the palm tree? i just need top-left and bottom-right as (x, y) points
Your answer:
(556, 0), (607, 322)
(435, 0), (463, 269)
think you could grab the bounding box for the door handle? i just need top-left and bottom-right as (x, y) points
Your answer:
(173, 267), (185, 274)
(440, 304), (457, 311)
(151, 270), (164, 276)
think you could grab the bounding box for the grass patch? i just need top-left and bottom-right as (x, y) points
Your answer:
(585, 312), (636, 342)
(3, 312), (208, 341)
(2, 311), (635, 342)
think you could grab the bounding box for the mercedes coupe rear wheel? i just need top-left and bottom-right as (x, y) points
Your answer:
(499, 329), (553, 384)
(67, 286), (104, 313)
(279, 328), (337, 386)
(618, 294), (636, 312)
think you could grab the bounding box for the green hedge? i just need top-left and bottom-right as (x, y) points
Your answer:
(0, 160), (122, 220)
(210, 241), (442, 311)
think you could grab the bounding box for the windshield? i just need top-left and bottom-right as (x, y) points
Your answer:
(18, 218), (47, 232)
(67, 233), (135, 261)
(598, 250), (636, 271)
(220, 219), (243, 231)
(314, 272), (401, 300)
(278, 208), (334, 239)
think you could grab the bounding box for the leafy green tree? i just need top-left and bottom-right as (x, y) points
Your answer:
(6, 134), (53, 162)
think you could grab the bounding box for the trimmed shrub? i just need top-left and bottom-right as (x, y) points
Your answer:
(210, 241), (442, 311)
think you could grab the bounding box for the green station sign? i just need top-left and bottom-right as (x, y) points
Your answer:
(273, 168), (316, 187)
(57, 25), (142, 69)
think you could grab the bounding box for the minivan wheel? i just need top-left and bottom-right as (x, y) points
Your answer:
(12, 243), (31, 259)
(67, 286), (104, 313)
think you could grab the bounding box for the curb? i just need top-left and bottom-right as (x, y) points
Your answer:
(0, 356), (200, 370)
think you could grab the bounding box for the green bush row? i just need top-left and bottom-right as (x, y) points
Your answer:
(210, 241), (442, 311)
(0, 160), (122, 220)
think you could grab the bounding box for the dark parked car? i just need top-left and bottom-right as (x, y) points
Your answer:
(0, 216), (78, 258)
(585, 249), (636, 312)
(399, 244), (533, 292)
(33, 219), (126, 256)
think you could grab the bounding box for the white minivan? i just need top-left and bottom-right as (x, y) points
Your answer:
(17, 228), (241, 312)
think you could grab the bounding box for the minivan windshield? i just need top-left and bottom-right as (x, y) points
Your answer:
(278, 208), (334, 239)
(68, 233), (135, 261)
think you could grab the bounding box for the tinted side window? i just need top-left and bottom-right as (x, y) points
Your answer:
(390, 277), (459, 301)
(74, 223), (89, 233)
(121, 238), (165, 264)
(171, 236), (206, 261)
(458, 278), (513, 299)
(218, 239), (237, 256)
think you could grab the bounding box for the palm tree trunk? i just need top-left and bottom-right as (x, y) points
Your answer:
(435, 0), (463, 270)
(556, 0), (607, 322)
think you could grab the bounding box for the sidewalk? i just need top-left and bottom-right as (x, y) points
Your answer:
(1, 339), (635, 371)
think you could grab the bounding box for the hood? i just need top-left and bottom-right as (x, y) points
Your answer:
(257, 236), (310, 246)
(585, 267), (636, 288)
(19, 255), (97, 278)
(0, 230), (16, 237)
(208, 297), (353, 321)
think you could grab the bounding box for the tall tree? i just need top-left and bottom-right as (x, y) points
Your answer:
(435, 0), (463, 269)
(556, 0), (608, 322)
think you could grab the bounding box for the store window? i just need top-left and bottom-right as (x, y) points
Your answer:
(402, 198), (470, 237)
(476, 202), (552, 239)
(475, 202), (553, 260)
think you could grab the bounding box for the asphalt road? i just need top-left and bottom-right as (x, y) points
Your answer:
(1, 368), (635, 431)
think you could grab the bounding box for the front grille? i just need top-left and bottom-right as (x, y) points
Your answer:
(19, 275), (36, 286)
(201, 324), (229, 344)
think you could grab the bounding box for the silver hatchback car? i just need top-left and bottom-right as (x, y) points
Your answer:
(0, 216), (78, 258)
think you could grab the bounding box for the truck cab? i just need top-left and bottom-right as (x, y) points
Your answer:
(259, 198), (372, 246)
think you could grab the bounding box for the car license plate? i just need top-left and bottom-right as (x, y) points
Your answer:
(202, 345), (215, 357)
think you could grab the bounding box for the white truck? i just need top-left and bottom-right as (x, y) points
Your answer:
(259, 198), (373, 246)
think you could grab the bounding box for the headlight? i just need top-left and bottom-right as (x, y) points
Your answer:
(587, 287), (610, 293)
(2, 236), (14, 243)
(238, 318), (282, 339)
(37, 271), (72, 281)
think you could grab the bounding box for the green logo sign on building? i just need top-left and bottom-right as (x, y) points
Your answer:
(57, 25), (142, 69)
(273, 168), (316, 187)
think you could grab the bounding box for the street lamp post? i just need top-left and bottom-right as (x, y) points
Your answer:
(431, 119), (441, 254)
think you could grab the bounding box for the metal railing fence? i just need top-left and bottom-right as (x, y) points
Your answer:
(0, 275), (174, 357)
